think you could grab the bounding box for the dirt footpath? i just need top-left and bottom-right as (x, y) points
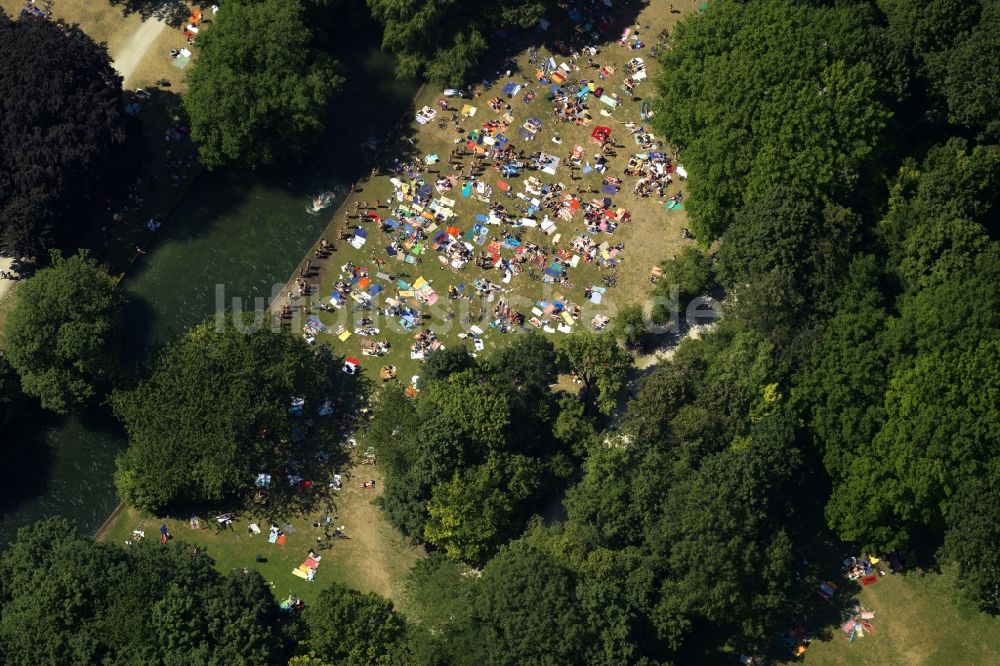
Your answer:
(112, 16), (167, 84)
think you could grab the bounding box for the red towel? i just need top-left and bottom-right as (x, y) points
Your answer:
(861, 575), (878, 586)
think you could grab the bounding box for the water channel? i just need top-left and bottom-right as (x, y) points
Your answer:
(0, 47), (418, 546)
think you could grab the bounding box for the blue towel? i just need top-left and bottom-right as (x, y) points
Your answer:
(475, 214), (489, 223)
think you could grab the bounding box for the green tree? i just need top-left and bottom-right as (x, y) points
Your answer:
(400, 553), (486, 664)
(369, 343), (567, 550)
(371, 367), (510, 540)
(877, 140), (1000, 292)
(650, 246), (715, 325)
(726, 268), (806, 348)
(942, 465), (1000, 613)
(654, 0), (890, 237)
(612, 303), (648, 351)
(827, 341), (1000, 548)
(424, 452), (542, 563)
(649, 412), (804, 645)
(0, 13), (126, 255)
(302, 583), (406, 665)
(3, 251), (124, 414)
(112, 316), (332, 511)
(422, 346), (474, 381)
(557, 333), (632, 416)
(184, 0), (339, 168)
(716, 188), (860, 305)
(0, 518), (282, 665)
(475, 541), (593, 665)
(289, 655), (332, 666)
(482, 334), (559, 457)
(367, 0), (551, 84)
(623, 341), (706, 447)
(792, 255), (893, 482)
(938, 1), (1000, 139)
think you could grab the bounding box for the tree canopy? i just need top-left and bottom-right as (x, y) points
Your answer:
(474, 541), (593, 665)
(367, 335), (579, 563)
(184, 0), (339, 168)
(654, 0), (891, 238)
(0, 13), (126, 256)
(3, 251), (124, 414)
(557, 332), (632, 416)
(0, 518), (282, 665)
(112, 316), (336, 511)
(367, 0), (551, 85)
(301, 583), (406, 665)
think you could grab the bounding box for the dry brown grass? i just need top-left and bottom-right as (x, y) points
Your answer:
(1, 0), (200, 89)
(1, 0), (137, 51)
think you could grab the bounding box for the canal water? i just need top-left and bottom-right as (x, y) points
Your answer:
(0, 47), (418, 546)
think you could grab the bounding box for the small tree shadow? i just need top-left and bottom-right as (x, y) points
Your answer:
(108, 0), (191, 28)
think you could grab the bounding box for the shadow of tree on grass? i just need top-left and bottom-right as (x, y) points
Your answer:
(108, 0), (191, 28)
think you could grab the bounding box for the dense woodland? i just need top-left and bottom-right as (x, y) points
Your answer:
(1, 0), (999, 663)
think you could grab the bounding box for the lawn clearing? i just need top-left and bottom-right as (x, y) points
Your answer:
(98, 460), (425, 605)
(274, 0), (699, 386)
(796, 568), (1000, 666)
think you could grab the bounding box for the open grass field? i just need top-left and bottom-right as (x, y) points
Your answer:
(797, 568), (1000, 666)
(99, 460), (425, 607)
(273, 0), (699, 387)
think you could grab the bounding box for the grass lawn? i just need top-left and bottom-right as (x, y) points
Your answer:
(797, 568), (1000, 666)
(1, 0), (136, 52)
(98, 459), (425, 606)
(274, 0), (698, 386)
